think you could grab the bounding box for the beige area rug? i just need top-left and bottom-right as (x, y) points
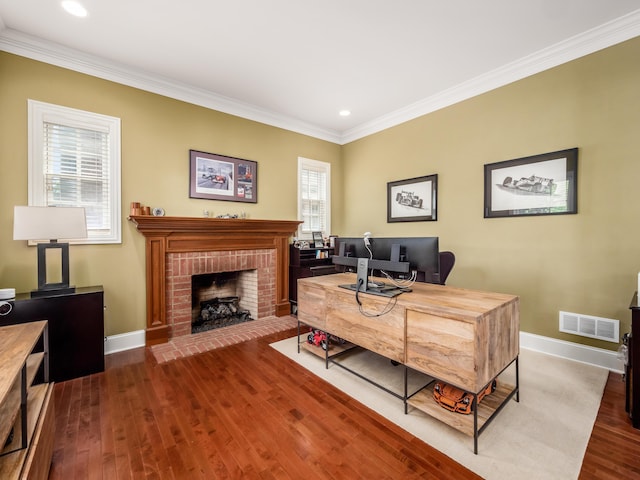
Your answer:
(270, 336), (608, 480)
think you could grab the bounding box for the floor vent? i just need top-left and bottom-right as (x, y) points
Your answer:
(559, 311), (619, 343)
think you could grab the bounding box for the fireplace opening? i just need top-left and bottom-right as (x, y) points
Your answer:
(191, 271), (256, 334)
(193, 296), (252, 333)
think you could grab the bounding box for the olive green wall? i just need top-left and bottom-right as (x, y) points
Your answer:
(340, 37), (640, 349)
(2, 36), (639, 349)
(0, 52), (342, 336)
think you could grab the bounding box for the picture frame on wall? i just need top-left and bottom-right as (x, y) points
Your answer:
(387, 174), (438, 222)
(189, 149), (257, 203)
(484, 148), (578, 218)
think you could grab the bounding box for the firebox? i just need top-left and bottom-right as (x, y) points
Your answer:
(191, 270), (257, 334)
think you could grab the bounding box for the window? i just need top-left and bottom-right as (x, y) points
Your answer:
(298, 157), (330, 238)
(28, 100), (121, 244)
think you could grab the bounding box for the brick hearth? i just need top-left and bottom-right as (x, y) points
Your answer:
(150, 315), (297, 363)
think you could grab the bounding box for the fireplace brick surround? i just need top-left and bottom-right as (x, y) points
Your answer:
(169, 250), (270, 338)
(130, 216), (301, 346)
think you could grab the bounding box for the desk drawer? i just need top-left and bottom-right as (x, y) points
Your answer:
(405, 310), (476, 391)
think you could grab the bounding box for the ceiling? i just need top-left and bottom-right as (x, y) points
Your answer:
(1, 1), (640, 144)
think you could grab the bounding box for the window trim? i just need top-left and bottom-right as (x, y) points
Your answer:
(297, 156), (331, 239)
(28, 99), (122, 244)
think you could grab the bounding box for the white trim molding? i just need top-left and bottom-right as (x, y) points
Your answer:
(104, 330), (146, 355)
(2, 9), (640, 145)
(104, 328), (625, 376)
(520, 331), (624, 373)
(342, 9), (640, 143)
(0, 29), (342, 145)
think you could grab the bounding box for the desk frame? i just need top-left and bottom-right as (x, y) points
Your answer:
(296, 273), (520, 454)
(297, 320), (433, 405)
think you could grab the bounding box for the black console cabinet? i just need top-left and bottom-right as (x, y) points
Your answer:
(0, 286), (105, 382)
(628, 292), (640, 429)
(289, 245), (336, 308)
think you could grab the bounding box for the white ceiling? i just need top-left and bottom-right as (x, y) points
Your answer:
(1, 1), (640, 144)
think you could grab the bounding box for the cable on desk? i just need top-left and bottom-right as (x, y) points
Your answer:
(354, 278), (398, 317)
(380, 269), (417, 289)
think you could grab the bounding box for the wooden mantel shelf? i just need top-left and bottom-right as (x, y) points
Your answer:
(129, 215), (301, 236)
(129, 216), (301, 345)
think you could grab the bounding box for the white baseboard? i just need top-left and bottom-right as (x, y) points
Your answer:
(104, 329), (146, 355)
(520, 331), (624, 373)
(103, 329), (625, 373)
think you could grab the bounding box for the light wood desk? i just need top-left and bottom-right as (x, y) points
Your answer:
(296, 272), (520, 453)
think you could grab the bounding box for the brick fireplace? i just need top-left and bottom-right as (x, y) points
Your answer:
(129, 216), (301, 346)
(169, 249), (271, 337)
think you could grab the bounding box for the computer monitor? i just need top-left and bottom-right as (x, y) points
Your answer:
(333, 236), (440, 284)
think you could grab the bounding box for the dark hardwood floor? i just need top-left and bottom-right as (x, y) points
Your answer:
(49, 328), (640, 479)
(579, 370), (640, 479)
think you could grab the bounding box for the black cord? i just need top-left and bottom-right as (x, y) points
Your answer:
(354, 278), (398, 317)
(355, 278), (363, 305)
(359, 296), (397, 317)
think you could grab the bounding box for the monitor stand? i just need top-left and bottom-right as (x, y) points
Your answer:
(339, 258), (410, 298)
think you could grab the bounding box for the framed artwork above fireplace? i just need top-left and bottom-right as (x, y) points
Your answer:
(189, 149), (258, 203)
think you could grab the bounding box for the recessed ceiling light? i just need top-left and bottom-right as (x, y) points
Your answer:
(339, 110), (351, 117)
(62, 1), (88, 17)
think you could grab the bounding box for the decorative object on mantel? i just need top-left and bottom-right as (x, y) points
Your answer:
(189, 149), (258, 203)
(215, 213), (247, 219)
(130, 201), (156, 216)
(130, 202), (141, 216)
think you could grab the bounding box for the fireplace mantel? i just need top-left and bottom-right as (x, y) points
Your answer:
(130, 216), (301, 345)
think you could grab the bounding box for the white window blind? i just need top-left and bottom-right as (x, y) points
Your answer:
(29, 100), (121, 244)
(298, 157), (330, 237)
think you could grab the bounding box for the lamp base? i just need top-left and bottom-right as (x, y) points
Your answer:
(31, 286), (76, 298)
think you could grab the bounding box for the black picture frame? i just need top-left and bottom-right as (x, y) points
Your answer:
(484, 148), (578, 218)
(387, 174), (438, 222)
(312, 231), (324, 248)
(189, 150), (257, 203)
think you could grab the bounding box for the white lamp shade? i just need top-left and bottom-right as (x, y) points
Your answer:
(13, 206), (88, 241)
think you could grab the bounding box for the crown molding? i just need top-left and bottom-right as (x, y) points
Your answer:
(341, 9), (640, 144)
(0, 29), (343, 144)
(2, 9), (640, 146)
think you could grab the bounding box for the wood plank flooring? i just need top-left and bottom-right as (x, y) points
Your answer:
(49, 328), (640, 479)
(579, 371), (640, 479)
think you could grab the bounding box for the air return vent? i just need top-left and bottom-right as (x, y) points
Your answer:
(559, 311), (619, 343)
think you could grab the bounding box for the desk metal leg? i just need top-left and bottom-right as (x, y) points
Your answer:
(325, 343), (329, 369)
(404, 366), (409, 414)
(516, 356), (520, 402)
(473, 396), (479, 454)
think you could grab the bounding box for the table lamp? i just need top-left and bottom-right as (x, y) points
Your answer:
(13, 206), (88, 297)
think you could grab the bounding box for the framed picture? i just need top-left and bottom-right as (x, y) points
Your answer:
(387, 174), (437, 222)
(484, 148), (578, 218)
(312, 231), (324, 248)
(189, 150), (257, 203)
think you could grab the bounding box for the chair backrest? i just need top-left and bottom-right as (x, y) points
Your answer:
(439, 251), (455, 285)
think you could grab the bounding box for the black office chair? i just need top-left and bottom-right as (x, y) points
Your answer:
(438, 251), (455, 285)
